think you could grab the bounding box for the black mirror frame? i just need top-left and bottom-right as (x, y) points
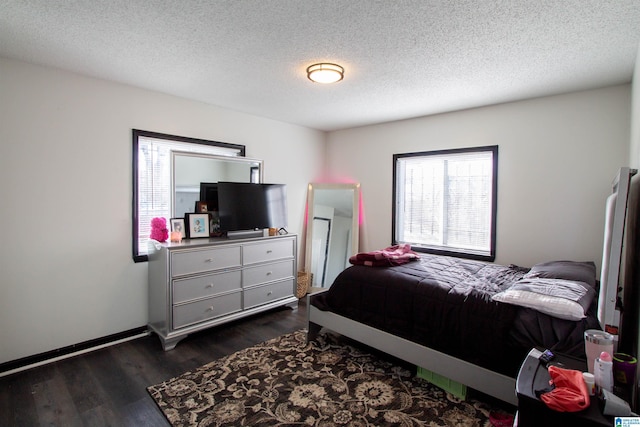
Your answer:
(132, 129), (245, 262)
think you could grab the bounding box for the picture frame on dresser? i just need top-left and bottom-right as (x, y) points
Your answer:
(170, 218), (186, 239)
(195, 201), (209, 213)
(209, 210), (222, 237)
(185, 213), (210, 238)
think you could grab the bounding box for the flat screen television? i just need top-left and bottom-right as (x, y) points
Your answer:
(217, 182), (288, 237)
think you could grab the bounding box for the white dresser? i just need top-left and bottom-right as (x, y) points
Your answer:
(147, 234), (297, 350)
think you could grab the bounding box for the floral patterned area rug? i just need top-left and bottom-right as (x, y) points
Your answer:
(147, 330), (513, 426)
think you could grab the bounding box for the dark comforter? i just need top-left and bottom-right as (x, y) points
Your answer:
(312, 254), (601, 377)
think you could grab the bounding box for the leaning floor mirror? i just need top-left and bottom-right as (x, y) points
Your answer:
(305, 183), (360, 288)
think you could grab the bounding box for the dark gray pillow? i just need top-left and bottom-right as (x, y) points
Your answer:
(523, 260), (597, 289)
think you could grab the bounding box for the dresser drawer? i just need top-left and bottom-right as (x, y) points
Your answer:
(171, 246), (241, 277)
(173, 270), (241, 304)
(243, 259), (294, 287)
(173, 291), (242, 329)
(244, 280), (294, 309)
(243, 238), (294, 265)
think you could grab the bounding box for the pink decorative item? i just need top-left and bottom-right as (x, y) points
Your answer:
(150, 217), (169, 242)
(170, 231), (182, 243)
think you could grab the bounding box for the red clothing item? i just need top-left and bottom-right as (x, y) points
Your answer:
(540, 366), (590, 412)
(349, 244), (419, 267)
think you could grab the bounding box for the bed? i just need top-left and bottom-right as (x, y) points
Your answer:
(308, 167), (639, 406)
(308, 256), (600, 404)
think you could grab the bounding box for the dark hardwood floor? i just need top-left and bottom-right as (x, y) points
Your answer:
(0, 300), (307, 427)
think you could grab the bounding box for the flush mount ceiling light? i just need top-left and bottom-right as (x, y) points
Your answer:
(306, 63), (344, 84)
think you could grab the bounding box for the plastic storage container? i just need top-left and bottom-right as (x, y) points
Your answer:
(583, 372), (596, 396)
(594, 351), (614, 393)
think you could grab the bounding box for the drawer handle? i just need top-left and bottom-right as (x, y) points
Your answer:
(206, 284), (214, 288)
(207, 306), (214, 311)
(204, 258), (213, 263)
(266, 271), (272, 276)
(266, 250), (273, 254)
(267, 291), (273, 296)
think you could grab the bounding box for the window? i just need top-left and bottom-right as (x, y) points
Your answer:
(132, 130), (245, 262)
(393, 146), (498, 261)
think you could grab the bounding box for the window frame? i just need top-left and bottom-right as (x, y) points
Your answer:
(392, 145), (498, 262)
(132, 129), (245, 262)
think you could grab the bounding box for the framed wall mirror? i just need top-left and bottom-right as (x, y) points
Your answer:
(172, 151), (262, 218)
(305, 183), (360, 288)
(132, 129), (252, 262)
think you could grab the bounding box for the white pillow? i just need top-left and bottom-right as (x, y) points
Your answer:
(492, 289), (585, 321)
(492, 277), (596, 321)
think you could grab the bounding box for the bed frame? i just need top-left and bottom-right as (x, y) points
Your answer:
(307, 291), (518, 404)
(307, 167), (640, 407)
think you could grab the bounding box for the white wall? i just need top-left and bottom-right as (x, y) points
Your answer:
(326, 85), (631, 270)
(0, 57), (325, 364)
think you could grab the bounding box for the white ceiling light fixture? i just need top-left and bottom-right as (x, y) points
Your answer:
(307, 63), (344, 84)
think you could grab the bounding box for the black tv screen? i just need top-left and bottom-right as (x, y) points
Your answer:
(199, 182), (219, 210)
(217, 182), (288, 232)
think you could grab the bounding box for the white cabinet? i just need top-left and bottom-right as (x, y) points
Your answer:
(148, 234), (297, 350)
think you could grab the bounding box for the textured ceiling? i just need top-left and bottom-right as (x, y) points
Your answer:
(1, 1), (639, 131)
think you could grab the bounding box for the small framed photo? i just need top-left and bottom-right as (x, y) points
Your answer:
(209, 210), (221, 237)
(185, 213), (210, 238)
(195, 201), (209, 213)
(170, 218), (186, 239)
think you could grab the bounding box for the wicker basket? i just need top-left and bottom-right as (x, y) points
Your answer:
(296, 271), (313, 298)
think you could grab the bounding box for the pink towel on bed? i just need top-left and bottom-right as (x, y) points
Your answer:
(349, 244), (420, 267)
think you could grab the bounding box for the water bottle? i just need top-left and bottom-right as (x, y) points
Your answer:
(594, 351), (614, 393)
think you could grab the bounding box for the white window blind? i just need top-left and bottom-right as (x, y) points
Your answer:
(136, 136), (241, 257)
(394, 146), (497, 260)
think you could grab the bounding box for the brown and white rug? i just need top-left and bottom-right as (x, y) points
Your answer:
(147, 330), (514, 426)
